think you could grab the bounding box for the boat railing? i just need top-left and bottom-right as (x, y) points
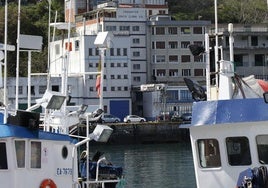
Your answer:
(81, 179), (121, 188)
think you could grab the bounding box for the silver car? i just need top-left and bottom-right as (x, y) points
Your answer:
(123, 115), (146, 123)
(101, 114), (121, 123)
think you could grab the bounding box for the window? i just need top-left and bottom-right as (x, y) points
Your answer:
(89, 87), (94, 91)
(123, 48), (127, 56)
(111, 75), (115, 79)
(169, 41), (178, 49)
(180, 90), (192, 101)
(124, 75), (128, 79)
(133, 64), (140, 70)
(15, 140), (25, 168)
(194, 55), (203, 62)
(117, 75), (121, 79)
(133, 51), (140, 57)
(134, 76), (140, 82)
(119, 26), (130, 31)
(110, 48), (114, 56)
(226, 137), (251, 166)
(31, 141), (41, 168)
(169, 55), (178, 62)
(255, 54), (264, 66)
(197, 139), (221, 168)
(168, 27), (177, 35)
(123, 63), (128, 67)
(106, 26), (116, 31)
(117, 63), (121, 67)
(111, 87), (115, 91)
(234, 54), (243, 67)
(256, 135), (268, 164)
(156, 27), (165, 35)
(156, 42), (165, 49)
(124, 87), (128, 91)
(75, 40), (79, 51)
(193, 27), (203, 34)
(0, 142), (8, 169)
(132, 26), (139, 31)
(117, 87), (122, 91)
(39, 86), (46, 95)
(181, 55), (191, 63)
(166, 90), (178, 102)
(52, 85), (59, 92)
(19, 86), (23, 95)
(95, 48), (99, 56)
(117, 48), (121, 56)
(251, 36), (258, 46)
(169, 69), (178, 77)
(182, 69), (191, 76)
(111, 63), (114, 67)
(133, 38), (140, 44)
(155, 55), (165, 63)
(181, 41), (190, 48)
(194, 69), (204, 76)
(181, 27), (190, 34)
(157, 69), (166, 76)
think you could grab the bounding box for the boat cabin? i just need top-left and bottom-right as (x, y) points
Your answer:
(190, 98), (268, 188)
(0, 117), (77, 188)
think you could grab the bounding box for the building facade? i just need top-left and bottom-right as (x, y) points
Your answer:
(6, 1), (268, 121)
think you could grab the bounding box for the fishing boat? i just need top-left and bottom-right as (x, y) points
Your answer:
(0, 90), (124, 188)
(187, 25), (268, 188)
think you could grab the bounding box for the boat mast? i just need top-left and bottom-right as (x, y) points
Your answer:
(15, 0), (21, 110)
(3, 0), (8, 108)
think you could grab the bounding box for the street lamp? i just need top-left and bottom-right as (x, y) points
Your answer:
(228, 23), (234, 62)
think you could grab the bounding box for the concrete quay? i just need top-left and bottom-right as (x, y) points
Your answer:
(83, 122), (190, 144)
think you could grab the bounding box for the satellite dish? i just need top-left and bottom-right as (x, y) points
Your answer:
(0, 51), (4, 61)
(184, 78), (207, 101)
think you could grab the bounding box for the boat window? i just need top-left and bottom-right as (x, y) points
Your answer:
(62, 146), (68, 159)
(256, 135), (268, 164)
(31, 141), (41, 168)
(197, 139), (221, 168)
(226, 137), (251, 166)
(15, 140), (25, 168)
(0, 142), (8, 169)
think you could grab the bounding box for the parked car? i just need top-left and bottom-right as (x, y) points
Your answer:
(101, 114), (121, 123)
(181, 113), (192, 121)
(123, 115), (146, 123)
(171, 114), (181, 122)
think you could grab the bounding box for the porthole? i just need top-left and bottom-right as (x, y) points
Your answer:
(62, 146), (68, 159)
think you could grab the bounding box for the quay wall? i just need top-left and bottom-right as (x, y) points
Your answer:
(85, 122), (190, 144)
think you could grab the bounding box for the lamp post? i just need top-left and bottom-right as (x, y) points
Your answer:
(214, 0), (219, 89)
(228, 23), (234, 62)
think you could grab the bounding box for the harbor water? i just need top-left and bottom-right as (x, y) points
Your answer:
(89, 143), (196, 188)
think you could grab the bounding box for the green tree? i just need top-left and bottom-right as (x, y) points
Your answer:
(0, 0), (64, 77)
(218, 0), (268, 24)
